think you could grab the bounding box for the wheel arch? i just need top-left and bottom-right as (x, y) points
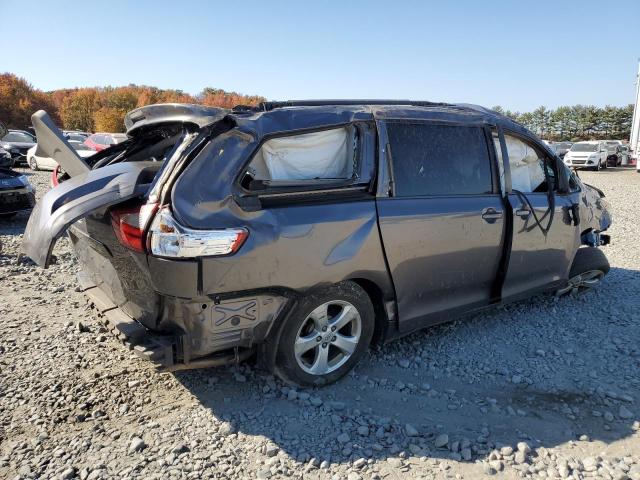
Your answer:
(348, 277), (393, 345)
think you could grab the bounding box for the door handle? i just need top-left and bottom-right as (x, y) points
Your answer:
(515, 208), (531, 219)
(481, 208), (503, 223)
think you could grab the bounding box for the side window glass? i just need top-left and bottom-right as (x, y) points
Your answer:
(387, 123), (493, 197)
(504, 135), (556, 193)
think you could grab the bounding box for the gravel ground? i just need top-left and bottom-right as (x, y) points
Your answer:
(1, 167), (639, 480)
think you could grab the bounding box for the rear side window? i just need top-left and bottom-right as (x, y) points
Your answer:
(242, 126), (359, 189)
(387, 123), (493, 197)
(248, 127), (356, 184)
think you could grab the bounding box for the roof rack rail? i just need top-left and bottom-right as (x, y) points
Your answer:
(253, 99), (452, 112)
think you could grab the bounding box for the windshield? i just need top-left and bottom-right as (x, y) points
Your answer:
(3, 131), (35, 143)
(570, 143), (598, 152)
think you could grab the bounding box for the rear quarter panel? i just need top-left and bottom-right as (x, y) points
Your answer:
(197, 200), (392, 296)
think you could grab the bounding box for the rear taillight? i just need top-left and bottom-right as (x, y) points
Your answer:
(110, 203), (158, 253)
(147, 207), (248, 258)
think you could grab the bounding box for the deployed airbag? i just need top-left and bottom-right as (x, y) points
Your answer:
(258, 127), (351, 180)
(505, 136), (545, 192)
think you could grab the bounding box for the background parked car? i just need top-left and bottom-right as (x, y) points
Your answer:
(553, 141), (573, 159)
(563, 141), (608, 170)
(0, 168), (35, 218)
(63, 131), (89, 143)
(0, 147), (13, 168)
(619, 145), (631, 165)
(84, 133), (128, 151)
(0, 129), (36, 165)
(603, 140), (623, 166)
(27, 140), (96, 171)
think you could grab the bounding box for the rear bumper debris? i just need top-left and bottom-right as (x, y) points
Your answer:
(77, 271), (282, 371)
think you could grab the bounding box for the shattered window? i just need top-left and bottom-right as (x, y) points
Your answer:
(387, 123), (493, 197)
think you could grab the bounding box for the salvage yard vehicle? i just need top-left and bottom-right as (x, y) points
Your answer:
(563, 141), (608, 170)
(84, 132), (129, 152)
(553, 141), (573, 159)
(0, 147), (12, 168)
(0, 168), (35, 217)
(27, 140), (95, 171)
(0, 129), (36, 166)
(22, 101), (612, 386)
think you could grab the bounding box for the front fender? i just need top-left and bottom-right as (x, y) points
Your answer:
(580, 183), (611, 233)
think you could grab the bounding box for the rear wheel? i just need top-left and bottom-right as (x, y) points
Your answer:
(269, 282), (374, 387)
(556, 247), (609, 296)
(28, 156), (38, 171)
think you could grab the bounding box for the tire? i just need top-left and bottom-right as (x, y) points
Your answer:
(593, 160), (601, 171)
(28, 156), (38, 171)
(557, 247), (610, 295)
(268, 282), (375, 387)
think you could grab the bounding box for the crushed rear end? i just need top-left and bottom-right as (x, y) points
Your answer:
(22, 105), (257, 370)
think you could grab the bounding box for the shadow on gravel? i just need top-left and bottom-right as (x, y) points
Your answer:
(174, 266), (640, 465)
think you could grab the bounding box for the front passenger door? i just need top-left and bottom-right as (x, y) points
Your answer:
(498, 133), (579, 300)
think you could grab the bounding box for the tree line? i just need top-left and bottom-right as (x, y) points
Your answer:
(492, 104), (634, 141)
(0, 73), (265, 133)
(1, 72), (635, 140)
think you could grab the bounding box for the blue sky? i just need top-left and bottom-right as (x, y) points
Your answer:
(2, 0), (638, 111)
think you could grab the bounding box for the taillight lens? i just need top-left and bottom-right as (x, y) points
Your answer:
(148, 207), (248, 258)
(110, 203), (158, 253)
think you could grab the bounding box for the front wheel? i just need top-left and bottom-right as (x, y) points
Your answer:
(556, 247), (609, 296)
(269, 282), (374, 387)
(28, 156), (38, 171)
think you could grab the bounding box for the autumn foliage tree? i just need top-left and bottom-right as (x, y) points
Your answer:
(0, 73), (60, 129)
(0, 72), (265, 133)
(60, 88), (100, 132)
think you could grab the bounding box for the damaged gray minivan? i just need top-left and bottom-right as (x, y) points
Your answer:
(22, 101), (612, 386)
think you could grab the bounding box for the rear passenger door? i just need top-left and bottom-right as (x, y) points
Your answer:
(377, 121), (505, 332)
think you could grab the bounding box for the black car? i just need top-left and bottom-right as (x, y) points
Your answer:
(22, 102), (611, 386)
(0, 129), (36, 165)
(0, 168), (36, 217)
(0, 147), (12, 168)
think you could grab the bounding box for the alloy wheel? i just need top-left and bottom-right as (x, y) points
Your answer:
(294, 300), (362, 375)
(556, 269), (605, 296)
